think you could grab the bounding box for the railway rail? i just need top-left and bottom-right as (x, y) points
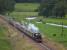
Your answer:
(0, 15), (56, 50)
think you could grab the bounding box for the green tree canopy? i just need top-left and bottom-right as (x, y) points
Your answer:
(15, 0), (41, 3)
(39, 0), (67, 18)
(0, 0), (15, 15)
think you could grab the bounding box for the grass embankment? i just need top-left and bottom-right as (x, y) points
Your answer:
(9, 3), (67, 48)
(0, 25), (11, 50)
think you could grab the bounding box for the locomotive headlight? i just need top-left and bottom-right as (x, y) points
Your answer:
(35, 33), (38, 36)
(35, 33), (40, 36)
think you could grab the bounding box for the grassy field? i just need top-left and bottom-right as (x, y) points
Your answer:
(34, 22), (67, 47)
(15, 3), (40, 12)
(9, 3), (67, 48)
(0, 25), (11, 50)
(10, 12), (38, 22)
(10, 12), (67, 25)
(43, 18), (67, 25)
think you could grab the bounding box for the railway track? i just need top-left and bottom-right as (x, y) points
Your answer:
(39, 42), (53, 50)
(39, 43), (51, 50)
(0, 15), (55, 50)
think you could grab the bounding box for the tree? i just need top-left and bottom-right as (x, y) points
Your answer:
(15, 0), (41, 3)
(39, 0), (67, 18)
(0, 0), (15, 15)
(39, 0), (57, 17)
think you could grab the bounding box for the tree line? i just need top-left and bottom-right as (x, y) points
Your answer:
(39, 0), (67, 18)
(0, 0), (67, 18)
(0, 0), (41, 15)
(15, 0), (41, 3)
(0, 0), (15, 15)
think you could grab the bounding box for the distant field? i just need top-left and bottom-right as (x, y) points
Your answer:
(10, 12), (38, 22)
(9, 3), (67, 48)
(37, 17), (67, 25)
(10, 12), (67, 25)
(45, 18), (67, 25)
(15, 3), (40, 12)
(13, 3), (67, 25)
(0, 25), (11, 50)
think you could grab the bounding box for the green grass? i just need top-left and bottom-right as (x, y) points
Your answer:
(9, 3), (67, 47)
(0, 25), (11, 50)
(0, 39), (11, 50)
(44, 18), (67, 25)
(15, 3), (40, 12)
(10, 12), (67, 47)
(28, 19), (67, 47)
(10, 12), (38, 22)
(35, 23), (67, 47)
(0, 26), (6, 37)
(10, 12), (67, 25)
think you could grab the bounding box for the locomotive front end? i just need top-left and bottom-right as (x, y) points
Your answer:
(33, 33), (42, 42)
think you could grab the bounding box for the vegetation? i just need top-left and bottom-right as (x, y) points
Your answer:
(0, 0), (15, 14)
(0, 0), (66, 49)
(9, 3), (67, 48)
(15, 3), (40, 12)
(39, 0), (67, 18)
(0, 25), (11, 50)
(0, 0), (15, 50)
(15, 0), (41, 3)
(35, 22), (67, 47)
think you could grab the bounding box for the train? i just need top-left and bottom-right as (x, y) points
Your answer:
(6, 17), (42, 42)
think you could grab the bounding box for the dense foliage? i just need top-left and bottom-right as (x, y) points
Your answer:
(15, 0), (41, 3)
(39, 0), (67, 18)
(0, 0), (15, 14)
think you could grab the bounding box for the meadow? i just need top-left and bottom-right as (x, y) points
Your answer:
(9, 3), (67, 47)
(0, 25), (11, 50)
(15, 3), (40, 12)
